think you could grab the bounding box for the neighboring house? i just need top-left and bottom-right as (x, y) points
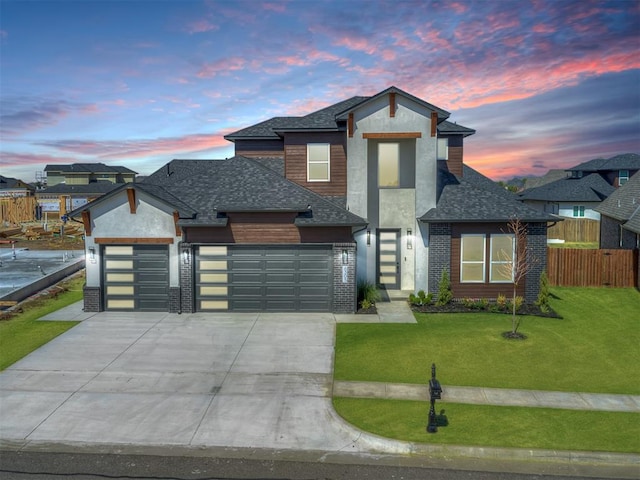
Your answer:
(0, 175), (35, 197)
(38, 163), (137, 217)
(595, 171), (640, 249)
(70, 86), (554, 314)
(44, 163), (136, 186)
(519, 154), (640, 219)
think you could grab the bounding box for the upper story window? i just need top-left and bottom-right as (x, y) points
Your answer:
(437, 137), (448, 160)
(307, 143), (330, 182)
(573, 205), (585, 217)
(619, 170), (629, 186)
(378, 143), (399, 187)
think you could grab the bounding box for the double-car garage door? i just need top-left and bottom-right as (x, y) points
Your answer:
(103, 244), (334, 312)
(196, 245), (333, 312)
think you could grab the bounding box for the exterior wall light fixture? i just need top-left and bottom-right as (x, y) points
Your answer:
(367, 229), (371, 246)
(183, 249), (190, 265)
(342, 249), (349, 265)
(407, 228), (413, 249)
(88, 247), (96, 261)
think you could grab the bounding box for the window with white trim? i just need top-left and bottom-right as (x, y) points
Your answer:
(619, 170), (629, 186)
(490, 234), (515, 282)
(460, 234), (485, 282)
(573, 205), (585, 217)
(307, 143), (330, 182)
(437, 137), (448, 160)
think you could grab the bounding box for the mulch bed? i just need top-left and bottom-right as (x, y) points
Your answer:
(410, 302), (561, 318)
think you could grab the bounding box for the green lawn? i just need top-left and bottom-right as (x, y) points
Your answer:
(334, 287), (640, 394)
(0, 275), (83, 370)
(548, 242), (598, 249)
(333, 398), (640, 453)
(334, 287), (640, 453)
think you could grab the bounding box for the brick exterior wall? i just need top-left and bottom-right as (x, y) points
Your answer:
(525, 222), (547, 303)
(179, 243), (194, 313)
(169, 287), (181, 314)
(428, 223), (451, 296)
(332, 243), (357, 313)
(83, 286), (102, 312)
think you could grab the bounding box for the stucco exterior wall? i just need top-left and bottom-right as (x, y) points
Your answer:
(346, 94), (437, 292)
(558, 202), (601, 220)
(84, 190), (181, 289)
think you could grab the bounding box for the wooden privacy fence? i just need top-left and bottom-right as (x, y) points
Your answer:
(1, 197), (37, 225)
(547, 218), (599, 243)
(547, 248), (638, 287)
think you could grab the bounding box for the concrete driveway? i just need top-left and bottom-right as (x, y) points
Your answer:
(0, 307), (386, 452)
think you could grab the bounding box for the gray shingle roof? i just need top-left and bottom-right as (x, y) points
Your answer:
(570, 153), (640, 172)
(44, 163), (137, 174)
(38, 182), (123, 195)
(420, 164), (557, 223)
(139, 157), (366, 227)
(518, 173), (615, 202)
(595, 171), (640, 223)
(225, 86), (472, 141)
(437, 120), (475, 137)
(0, 175), (34, 191)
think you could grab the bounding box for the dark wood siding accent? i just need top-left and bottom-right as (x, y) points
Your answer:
(348, 113), (354, 137)
(173, 211), (181, 236)
(448, 145), (463, 176)
(82, 211), (92, 236)
(362, 132), (422, 139)
(127, 188), (136, 214)
(389, 92), (396, 117)
(299, 227), (352, 243)
(450, 224), (526, 299)
(234, 139), (284, 158)
(284, 132), (347, 196)
(184, 212), (352, 244)
(431, 112), (438, 137)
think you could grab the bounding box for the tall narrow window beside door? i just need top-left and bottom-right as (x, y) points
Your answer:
(378, 143), (399, 187)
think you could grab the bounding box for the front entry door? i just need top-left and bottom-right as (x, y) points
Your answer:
(377, 229), (400, 289)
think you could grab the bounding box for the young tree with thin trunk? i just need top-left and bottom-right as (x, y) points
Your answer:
(498, 217), (538, 338)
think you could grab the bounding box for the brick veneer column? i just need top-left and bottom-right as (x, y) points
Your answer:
(525, 223), (547, 303)
(179, 243), (194, 313)
(333, 243), (357, 313)
(83, 286), (102, 312)
(428, 223), (451, 296)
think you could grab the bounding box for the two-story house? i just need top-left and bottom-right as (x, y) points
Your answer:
(70, 86), (553, 314)
(518, 154), (640, 220)
(37, 163), (137, 218)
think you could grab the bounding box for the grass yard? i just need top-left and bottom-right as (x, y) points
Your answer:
(0, 274), (83, 370)
(548, 242), (598, 249)
(334, 287), (640, 394)
(333, 398), (640, 453)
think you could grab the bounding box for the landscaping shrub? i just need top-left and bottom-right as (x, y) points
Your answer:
(536, 270), (551, 313)
(409, 290), (433, 306)
(435, 270), (452, 306)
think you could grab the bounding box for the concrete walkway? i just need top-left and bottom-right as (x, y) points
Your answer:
(334, 381), (640, 412)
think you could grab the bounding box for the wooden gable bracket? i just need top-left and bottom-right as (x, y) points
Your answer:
(173, 211), (182, 236)
(430, 111), (438, 137)
(348, 112), (354, 138)
(81, 211), (92, 237)
(126, 187), (136, 214)
(389, 92), (396, 118)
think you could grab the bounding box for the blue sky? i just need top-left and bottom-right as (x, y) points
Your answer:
(1, 0), (639, 182)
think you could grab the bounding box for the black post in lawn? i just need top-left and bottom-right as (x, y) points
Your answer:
(427, 363), (442, 433)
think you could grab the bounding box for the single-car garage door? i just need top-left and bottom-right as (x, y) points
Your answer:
(103, 245), (169, 311)
(196, 245), (333, 312)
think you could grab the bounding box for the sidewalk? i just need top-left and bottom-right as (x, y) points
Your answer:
(333, 380), (640, 412)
